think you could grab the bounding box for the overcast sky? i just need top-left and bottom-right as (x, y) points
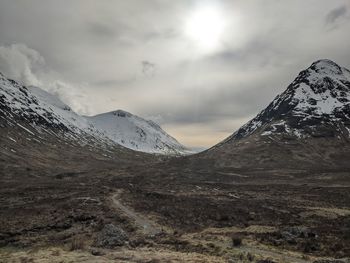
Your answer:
(1, 0), (350, 149)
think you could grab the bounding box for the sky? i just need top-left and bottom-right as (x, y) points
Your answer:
(0, 0), (350, 149)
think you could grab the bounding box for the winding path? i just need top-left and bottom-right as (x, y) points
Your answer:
(111, 191), (162, 236)
(111, 191), (332, 262)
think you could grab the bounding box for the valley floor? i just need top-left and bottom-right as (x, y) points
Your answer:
(1, 162), (350, 262)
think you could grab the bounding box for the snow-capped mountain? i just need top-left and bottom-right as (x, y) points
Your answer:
(0, 72), (106, 141)
(0, 72), (188, 155)
(87, 110), (188, 154)
(224, 59), (350, 143)
(202, 60), (350, 169)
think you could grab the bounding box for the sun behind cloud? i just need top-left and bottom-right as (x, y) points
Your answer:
(184, 3), (227, 53)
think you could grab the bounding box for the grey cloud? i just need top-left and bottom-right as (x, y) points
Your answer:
(325, 5), (348, 25)
(86, 22), (119, 39)
(142, 81), (279, 127)
(0, 43), (44, 86)
(46, 81), (92, 115)
(203, 40), (279, 68)
(143, 28), (179, 42)
(0, 43), (91, 115)
(142, 61), (156, 77)
(92, 77), (137, 89)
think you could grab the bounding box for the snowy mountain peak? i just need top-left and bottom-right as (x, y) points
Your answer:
(88, 110), (189, 154)
(223, 60), (350, 142)
(290, 61), (350, 115)
(108, 110), (133, 118)
(309, 59), (343, 75)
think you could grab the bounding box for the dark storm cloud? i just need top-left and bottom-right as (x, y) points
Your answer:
(325, 5), (348, 25)
(1, 0), (350, 147)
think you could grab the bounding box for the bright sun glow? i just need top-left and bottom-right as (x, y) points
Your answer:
(185, 5), (226, 53)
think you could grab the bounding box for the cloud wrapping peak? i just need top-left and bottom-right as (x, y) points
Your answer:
(0, 44), (44, 86)
(0, 43), (91, 115)
(46, 80), (91, 115)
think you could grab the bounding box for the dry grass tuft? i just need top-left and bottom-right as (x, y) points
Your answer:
(69, 236), (86, 251)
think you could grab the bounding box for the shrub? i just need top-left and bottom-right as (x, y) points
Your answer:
(231, 235), (242, 247)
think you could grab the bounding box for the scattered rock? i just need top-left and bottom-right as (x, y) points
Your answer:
(94, 224), (128, 248)
(273, 226), (318, 246)
(281, 226), (316, 240)
(90, 248), (105, 256)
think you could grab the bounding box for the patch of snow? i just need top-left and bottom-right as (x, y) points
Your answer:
(8, 136), (16, 142)
(261, 131), (272, 136)
(293, 83), (347, 115)
(17, 123), (35, 136)
(346, 127), (350, 136)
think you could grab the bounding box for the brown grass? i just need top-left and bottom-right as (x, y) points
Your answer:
(69, 236), (86, 251)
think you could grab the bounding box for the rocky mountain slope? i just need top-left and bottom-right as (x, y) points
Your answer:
(0, 71), (147, 175)
(0, 72), (188, 155)
(202, 59), (350, 169)
(226, 59), (350, 141)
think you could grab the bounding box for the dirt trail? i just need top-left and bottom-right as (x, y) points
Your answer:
(110, 192), (331, 262)
(111, 191), (163, 236)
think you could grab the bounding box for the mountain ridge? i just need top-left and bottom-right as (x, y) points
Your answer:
(0, 73), (188, 155)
